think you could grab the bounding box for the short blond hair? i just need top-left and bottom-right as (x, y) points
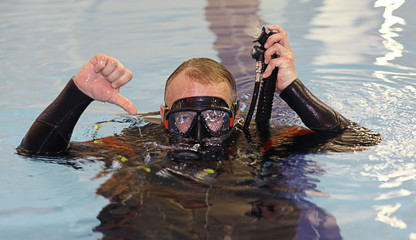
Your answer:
(164, 58), (237, 103)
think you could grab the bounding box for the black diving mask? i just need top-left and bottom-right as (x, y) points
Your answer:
(164, 96), (239, 142)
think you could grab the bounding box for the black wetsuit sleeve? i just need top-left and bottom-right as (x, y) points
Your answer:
(18, 79), (93, 155)
(280, 79), (350, 132)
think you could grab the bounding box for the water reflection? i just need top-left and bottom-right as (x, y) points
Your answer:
(374, 203), (407, 229)
(295, 0), (415, 236)
(361, 0), (416, 234)
(305, 0), (380, 65)
(374, 0), (406, 67)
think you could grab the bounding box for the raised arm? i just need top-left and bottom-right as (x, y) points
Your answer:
(18, 54), (137, 155)
(262, 25), (349, 132)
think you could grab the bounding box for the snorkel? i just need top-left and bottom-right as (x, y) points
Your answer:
(243, 27), (278, 140)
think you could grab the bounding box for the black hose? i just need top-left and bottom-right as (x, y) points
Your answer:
(255, 68), (277, 140)
(242, 27), (278, 138)
(242, 80), (260, 131)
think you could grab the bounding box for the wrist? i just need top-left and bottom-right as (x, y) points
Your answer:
(71, 76), (94, 101)
(70, 77), (94, 102)
(277, 77), (298, 94)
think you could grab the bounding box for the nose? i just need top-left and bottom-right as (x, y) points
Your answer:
(190, 114), (211, 142)
(195, 116), (202, 142)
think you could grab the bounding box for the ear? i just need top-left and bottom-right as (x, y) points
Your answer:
(160, 105), (165, 121)
(235, 106), (241, 121)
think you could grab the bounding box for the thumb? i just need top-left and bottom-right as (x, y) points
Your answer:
(262, 63), (275, 78)
(110, 93), (138, 115)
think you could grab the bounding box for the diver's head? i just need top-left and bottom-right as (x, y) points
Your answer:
(160, 58), (240, 143)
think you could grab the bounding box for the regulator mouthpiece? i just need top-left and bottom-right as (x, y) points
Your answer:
(253, 27), (269, 48)
(253, 27), (278, 48)
(251, 27), (278, 63)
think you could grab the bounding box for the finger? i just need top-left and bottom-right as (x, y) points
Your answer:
(107, 64), (126, 84)
(267, 25), (285, 34)
(93, 54), (108, 73)
(264, 32), (289, 49)
(264, 26), (290, 49)
(110, 93), (138, 115)
(264, 56), (298, 91)
(111, 69), (133, 89)
(101, 58), (120, 77)
(264, 43), (287, 64)
(262, 59), (279, 78)
(263, 56), (289, 78)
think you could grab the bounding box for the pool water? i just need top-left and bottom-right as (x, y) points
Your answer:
(1, 0), (415, 239)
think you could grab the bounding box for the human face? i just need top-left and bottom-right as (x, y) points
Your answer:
(160, 73), (240, 142)
(161, 72), (237, 116)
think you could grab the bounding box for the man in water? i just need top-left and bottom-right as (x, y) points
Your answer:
(18, 25), (381, 239)
(18, 25), (363, 155)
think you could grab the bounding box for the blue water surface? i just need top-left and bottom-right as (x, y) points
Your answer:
(1, 0), (415, 239)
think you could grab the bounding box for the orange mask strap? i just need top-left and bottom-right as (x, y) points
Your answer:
(229, 117), (234, 127)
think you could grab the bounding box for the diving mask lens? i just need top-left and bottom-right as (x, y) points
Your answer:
(164, 97), (236, 140)
(169, 109), (231, 136)
(171, 111), (197, 134)
(201, 110), (230, 134)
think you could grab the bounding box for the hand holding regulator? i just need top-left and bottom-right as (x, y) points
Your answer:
(243, 27), (279, 134)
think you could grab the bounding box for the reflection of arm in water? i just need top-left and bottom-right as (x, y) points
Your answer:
(263, 25), (349, 132)
(17, 54), (137, 155)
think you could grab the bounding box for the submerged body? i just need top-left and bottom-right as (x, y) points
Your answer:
(57, 115), (379, 240)
(15, 77), (380, 238)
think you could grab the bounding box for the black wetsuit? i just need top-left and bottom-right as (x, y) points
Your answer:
(17, 78), (351, 155)
(17, 78), (382, 240)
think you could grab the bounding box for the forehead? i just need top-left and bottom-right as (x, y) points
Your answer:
(165, 74), (233, 107)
